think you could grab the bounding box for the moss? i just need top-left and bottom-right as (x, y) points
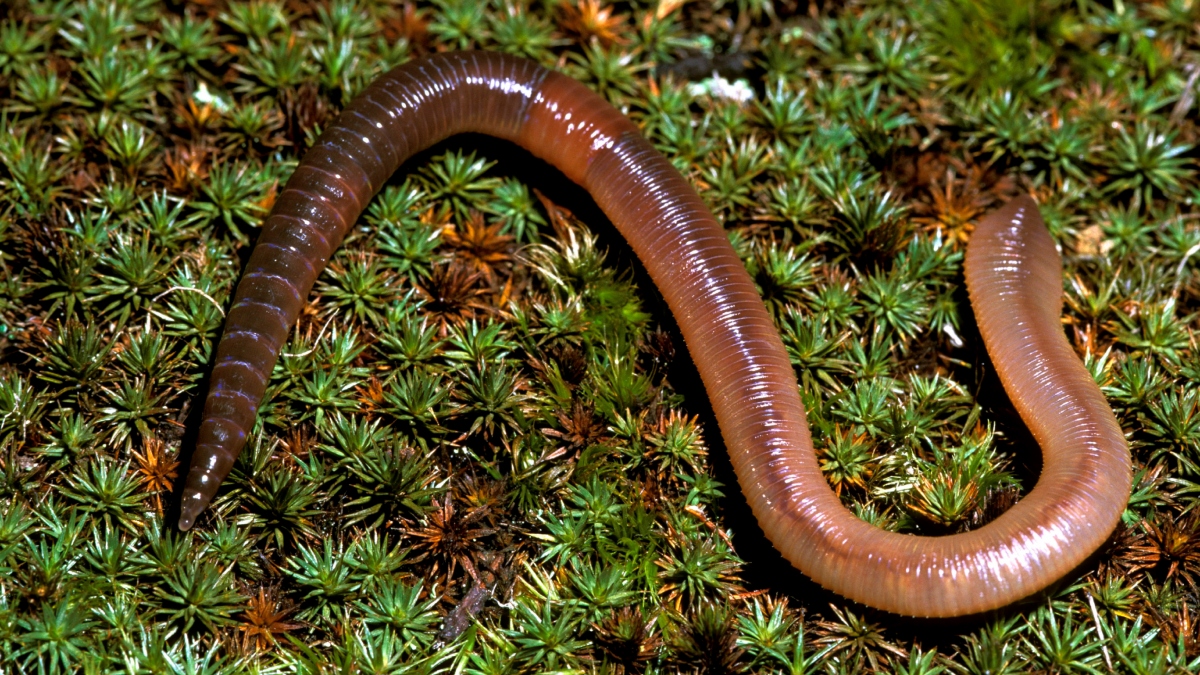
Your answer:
(0, 0), (1199, 672)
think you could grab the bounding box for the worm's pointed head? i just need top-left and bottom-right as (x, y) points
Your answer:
(176, 453), (232, 530)
(178, 488), (212, 531)
(177, 469), (219, 531)
(176, 426), (241, 531)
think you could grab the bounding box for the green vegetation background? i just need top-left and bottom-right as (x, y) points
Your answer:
(0, 0), (1198, 672)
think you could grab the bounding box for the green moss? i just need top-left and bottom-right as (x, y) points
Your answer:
(0, 0), (1199, 672)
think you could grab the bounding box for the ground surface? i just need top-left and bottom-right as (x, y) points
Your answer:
(1, 1), (1199, 673)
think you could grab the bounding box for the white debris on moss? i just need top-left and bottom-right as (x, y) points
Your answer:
(687, 73), (755, 104)
(192, 81), (232, 113)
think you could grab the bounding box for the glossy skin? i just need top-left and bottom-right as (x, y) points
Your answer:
(179, 52), (1132, 617)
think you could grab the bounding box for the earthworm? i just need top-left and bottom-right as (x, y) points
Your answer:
(178, 51), (1131, 617)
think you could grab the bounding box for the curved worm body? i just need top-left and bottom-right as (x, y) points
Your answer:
(179, 52), (1131, 617)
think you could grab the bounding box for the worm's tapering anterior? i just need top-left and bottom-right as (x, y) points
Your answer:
(180, 52), (1131, 617)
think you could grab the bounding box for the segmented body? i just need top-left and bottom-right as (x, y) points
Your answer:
(179, 51), (1131, 617)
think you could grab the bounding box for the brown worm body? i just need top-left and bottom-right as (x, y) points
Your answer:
(179, 52), (1131, 617)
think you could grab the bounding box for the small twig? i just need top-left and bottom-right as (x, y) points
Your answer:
(1171, 240), (1200, 299)
(1086, 592), (1113, 672)
(1171, 62), (1200, 126)
(151, 286), (226, 317)
(280, 315), (335, 358)
(684, 504), (736, 551)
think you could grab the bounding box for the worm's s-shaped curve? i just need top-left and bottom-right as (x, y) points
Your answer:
(179, 51), (1131, 617)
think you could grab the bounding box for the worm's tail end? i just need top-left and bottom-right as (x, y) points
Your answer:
(177, 417), (243, 530)
(178, 490), (206, 532)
